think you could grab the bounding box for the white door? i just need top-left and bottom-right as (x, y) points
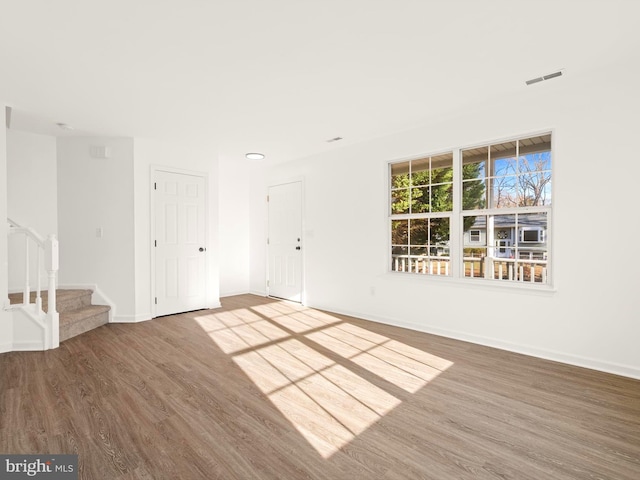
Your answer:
(268, 181), (303, 302)
(154, 170), (207, 316)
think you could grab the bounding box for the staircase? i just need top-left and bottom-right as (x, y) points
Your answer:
(9, 289), (111, 342)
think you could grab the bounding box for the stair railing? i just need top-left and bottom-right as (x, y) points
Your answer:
(7, 218), (60, 348)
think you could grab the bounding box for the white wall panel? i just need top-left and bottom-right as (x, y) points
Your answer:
(248, 60), (640, 378)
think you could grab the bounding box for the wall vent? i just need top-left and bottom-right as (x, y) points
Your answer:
(90, 145), (111, 159)
(526, 70), (564, 86)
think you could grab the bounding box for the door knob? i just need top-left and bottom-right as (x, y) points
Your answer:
(199, 247), (206, 252)
(295, 246), (301, 250)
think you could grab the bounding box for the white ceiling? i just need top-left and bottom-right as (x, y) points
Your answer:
(1, 0), (638, 163)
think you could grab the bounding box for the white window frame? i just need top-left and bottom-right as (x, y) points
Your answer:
(388, 130), (553, 288)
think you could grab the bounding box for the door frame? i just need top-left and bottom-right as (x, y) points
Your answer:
(267, 178), (305, 304)
(150, 165), (209, 318)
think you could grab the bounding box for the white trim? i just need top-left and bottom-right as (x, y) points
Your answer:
(150, 165), (209, 318)
(11, 340), (44, 351)
(0, 342), (12, 354)
(249, 289), (267, 297)
(307, 301), (639, 380)
(112, 313), (152, 323)
(220, 290), (250, 298)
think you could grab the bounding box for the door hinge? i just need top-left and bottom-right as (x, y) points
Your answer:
(154, 182), (157, 190)
(266, 195), (269, 202)
(267, 238), (269, 245)
(267, 280), (270, 287)
(154, 240), (157, 247)
(155, 297), (158, 305)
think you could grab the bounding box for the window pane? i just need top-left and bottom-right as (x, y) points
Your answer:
(430, 183), (453, 212)
(493, 156), (517, 177)
(409, 218), (428, 246)
(462, 160), (486, 180)
(391, 220), (408, 245)
(391, 162), (410, 188)
(518, 172), (552, 206)
(429, 217), (450, 246)
(410, 187), (430, 213)
(463, 215), (486, 246)
(431, 152), (453, 183)
(391, 188), (409, 214)
(517, 212), (547, 245)
(462, 179), (486, 210)
(462, 146), (487, 180)
(519, 151), (551, 173)
(463, 247), (486, 278)
(410, 157), (430, 186)
(492, 175), (518, 208)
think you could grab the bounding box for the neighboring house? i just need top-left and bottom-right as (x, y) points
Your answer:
(464, 213), (548, 260)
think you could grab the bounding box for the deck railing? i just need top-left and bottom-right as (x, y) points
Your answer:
(392, 254), (548, 284)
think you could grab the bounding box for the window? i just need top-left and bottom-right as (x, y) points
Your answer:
(390, 152), (453, 275)
(389, 132), (552, 286)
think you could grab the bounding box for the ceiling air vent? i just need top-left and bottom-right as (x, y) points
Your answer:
(526, 70), (564, 86)
(326, 136), (343, 143)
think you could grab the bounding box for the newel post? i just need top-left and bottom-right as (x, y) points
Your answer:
(45, 234), (59, 349)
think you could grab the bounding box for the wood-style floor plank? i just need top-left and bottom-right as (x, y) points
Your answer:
(1, 294), (639, 479)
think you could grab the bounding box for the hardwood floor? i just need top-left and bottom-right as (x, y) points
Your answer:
(1, 294), (639, 479)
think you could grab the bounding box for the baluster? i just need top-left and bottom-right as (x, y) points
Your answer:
(23, 236), (30, 305)
(36, 246), (42, 311)
(530, 265), (535, 283)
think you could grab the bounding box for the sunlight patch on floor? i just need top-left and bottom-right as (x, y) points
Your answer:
(194, 304), (452, 458)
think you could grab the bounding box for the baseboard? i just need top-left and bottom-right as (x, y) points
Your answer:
(220, 290), (251, 298)
(0, 342), (12, 354)
(249, 289), (267, 297)
(11, 340), (44, 351)
(112, 313), (152, 323)
(208, 302), (222, 309)
(307, 302), (640, 380)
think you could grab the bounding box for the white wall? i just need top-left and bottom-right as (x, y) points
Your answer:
(0, 120), (12, 352)
(57, 137), (136, 319)
(133, 138), (220, 320)
(218, 157), (250, 297)
(6, 130), (57, 291)
(249, 60), (640, 378)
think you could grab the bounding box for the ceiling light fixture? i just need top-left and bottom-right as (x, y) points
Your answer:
(245, 152), (265, 160)
(326, 136), (343, 143)
(56, 122), (74, 130)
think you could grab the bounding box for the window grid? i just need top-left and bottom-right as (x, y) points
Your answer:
(390, 133), (552, 286)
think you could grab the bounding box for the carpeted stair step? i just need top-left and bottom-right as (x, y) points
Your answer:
(60, 304), (111, 342)
(8, 289), (93, 314)
(9, 289), (111, 342)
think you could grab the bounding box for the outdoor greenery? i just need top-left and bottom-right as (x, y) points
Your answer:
(391, 162), (485, 249)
